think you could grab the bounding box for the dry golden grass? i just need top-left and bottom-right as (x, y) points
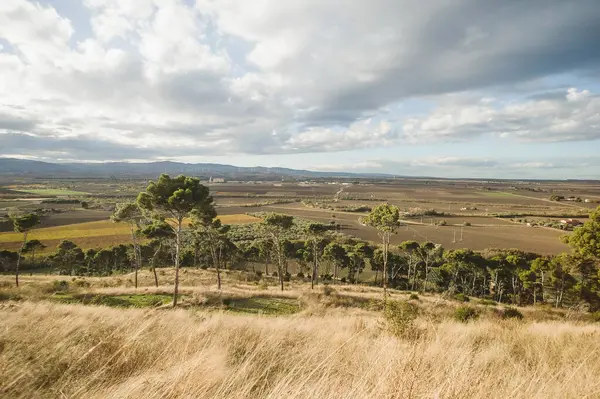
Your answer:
(2, 270), (600, 398)
(2, 299), (600, 399)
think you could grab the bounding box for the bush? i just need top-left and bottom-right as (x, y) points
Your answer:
(322, 285), (336, 296)
(384, 300), (419, 338)
(454, 306), (479, 323)
(463, 222), (471, 226)
(437, 220), (447, 226)
(502, 307), (524, 320)
(478, 299), (497, 306)
(296, 272), (305, 278)
(255, 270), (263, 278)
(72, 279), (90, 288)
(283, 272), (291, 282)
(258, 280), (268, 290)
(454, 293), (470, 302)
(590, 311), (600, 323)
(409, 293), (419, 300)
(51, 280), (69, 293)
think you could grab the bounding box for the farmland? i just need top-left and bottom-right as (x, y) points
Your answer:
(0, 214), (261, 252)
(1, 177), (599, 255)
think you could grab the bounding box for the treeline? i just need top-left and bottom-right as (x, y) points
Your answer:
(2, 174), (599, 311)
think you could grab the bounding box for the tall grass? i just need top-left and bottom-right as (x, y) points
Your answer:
(2, 301), (600, 398)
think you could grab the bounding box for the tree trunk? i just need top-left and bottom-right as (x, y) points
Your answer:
(217, 265), (222, 290)
(173, 220), (182, 307)
(541, 270), (545, 303)
(278, 242), (284, 291)
(311, 241), (318, 289)
(151, 242), (161, 288)
(15, 232), (27, 287)
(382, 233), (389, 303)
(265, 253), (269, 275)
(216, 240), (222, 290)
(333, 262), (338, 281)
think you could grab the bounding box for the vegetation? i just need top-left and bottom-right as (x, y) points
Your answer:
(137, 174), (216, 306)
(3, 175), (600, 397)
(2, 282), (600, 398)
(10, 212), (40, 287)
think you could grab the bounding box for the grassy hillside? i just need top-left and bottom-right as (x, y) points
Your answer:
(1, 269), (599, 398)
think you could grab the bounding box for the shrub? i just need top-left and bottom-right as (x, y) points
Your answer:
(409, 293), (419, 300)
(51, 280), (69, 293)
(72, 279), (90, 288)
(322, 285), (336, 296)
(590, 311), (600, 323)
(255, 270), (263, 278)
(296, 272), (305, 278)
(283, 272), (291, 282)
(437, 220), (447, 226)
(244, 273), (261, 283)
(463, 222), (471, 227)
(383, 300), (419, 338)
(454, 306), (479, 322)
(502, 307), (524, 320)
(454, 293), (470, 302)
(478, 299), (497, 306)
(258, 280), (268, 290)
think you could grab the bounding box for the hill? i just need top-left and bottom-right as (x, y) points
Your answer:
(0, 158), (390, 180)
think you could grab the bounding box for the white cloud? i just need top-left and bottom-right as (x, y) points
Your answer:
(0, 0), (599, 163)
(402, 89), (600, 143)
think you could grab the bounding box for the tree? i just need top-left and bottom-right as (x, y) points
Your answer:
(0, 250), (18, 273)
(10, 213), (40, 287)
(22, 239), (46, 268)
(547, 253), (576, 308)
(365, 204), (401, 301)
(262, 213), (294, 291)
(416, 242), (442, 292)
(255, 239), (273, 276)
(563, 206), (600, 261)
(323, 242), (349, 281)
(137, 174), (215, 306)
(112, 202), (145, 288)
(530, 257), (550, 304)
(399, 241), (420, 290)
(140, 220), (173, 287)
(191, 216), (231, 289)
(344, 242), (373, 283)
(49, 240), (85, 275)
(304, 222), (329, 289)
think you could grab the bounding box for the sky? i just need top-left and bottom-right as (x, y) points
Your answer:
(1, 0), (600, 179)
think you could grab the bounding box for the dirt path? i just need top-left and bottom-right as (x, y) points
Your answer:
(508, 193), (587, 209)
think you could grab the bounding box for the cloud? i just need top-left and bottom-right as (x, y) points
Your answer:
(402, 89), (600, 143)
(310, 156), (600, 179)
(0, 0), (599, 163)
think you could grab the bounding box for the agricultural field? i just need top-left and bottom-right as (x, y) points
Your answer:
(0, 214), (261, 252)
(1, 177), (599, 255)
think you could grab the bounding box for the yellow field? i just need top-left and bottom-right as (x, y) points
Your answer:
(0, 214), (260, 251)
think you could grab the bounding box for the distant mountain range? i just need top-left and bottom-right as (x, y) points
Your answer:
(0, 158), (391, 180)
